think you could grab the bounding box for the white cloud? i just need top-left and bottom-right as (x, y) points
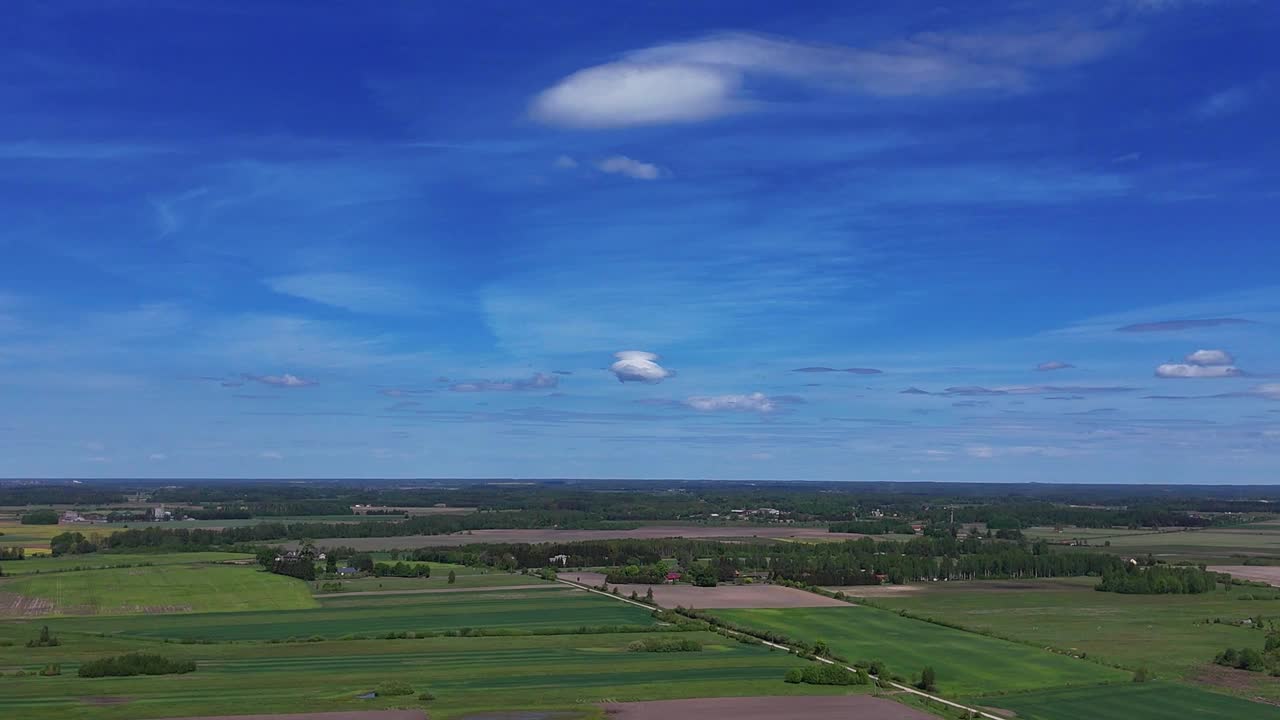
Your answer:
(1035, 360), (1075, 371)
(260, 450), (284, 460)
(1253, 384), (1280, 400)
(1155, 363), (1242, 378)
(597, 156), (661, 180)
(266, 272), (424, 314)
(1185, 348), (1234, 366)
(148, 453), (167, 461)
(685, 392), (776, 413)
(553, 155), (578, 169)
(530, 30), (1118, 128)
(449, 373), (558, 393)
(610, 351), (674, 383)
(248, 373), (317, 388)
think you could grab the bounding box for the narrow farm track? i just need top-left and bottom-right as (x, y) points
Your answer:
(556, 578), (1005, 720)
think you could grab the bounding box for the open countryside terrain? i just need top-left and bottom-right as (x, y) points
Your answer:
(567, 572), (847, 609)
(0, 564), (317, 617)
(862, 577), (1280, 703)
(602, 696), (938, 720)
(711, 605), (1130, 697)
(298, 525), (866, 550)
(973, 681), (1280, 720)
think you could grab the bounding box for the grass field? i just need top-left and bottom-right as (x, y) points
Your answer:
(0, 629), (847, 720)
(864, 577), (1280, 701)
(19, 586), (653, 641)
(0, 552), (253, 576)
(0, 564), (317, 617)
(972, 681), (1280, 720)
(711, 605), (1128, 696)
(317, 570), (551, 593)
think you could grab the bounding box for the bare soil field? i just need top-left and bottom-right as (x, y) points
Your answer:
(602, 696), (936, 720)
(0, 590), (55, 616)
(567, 572), (847, 608)
(822, 584), (923, 597)
(156, 707), (427, 712)
(1209, 565), (1280, 587)
(305, 526), (861, 551)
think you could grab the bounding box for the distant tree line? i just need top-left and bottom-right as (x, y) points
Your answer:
(77, 653), (195, 678)
(20, 509), (59, 525)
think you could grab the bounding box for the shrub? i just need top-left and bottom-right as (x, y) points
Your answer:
(418, 691), (436, 702)
(27, 626), (60, 648)
(375, 680), (414, 696)
(784, 667), (804, 683)
(917, 666), (938, 692)
(793, 663), (864, 686)
(78, 653), (196, 678)
(39, 663), (61, 676)
(1133, 667), (1151, 683)
(627, 637), (702, 653)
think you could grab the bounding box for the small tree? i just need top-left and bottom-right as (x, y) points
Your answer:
(645, 587), (654, 603)
(447, 570), (456, 584)
(1133, 667), (1151, 683)
(917, 666), (937, 692)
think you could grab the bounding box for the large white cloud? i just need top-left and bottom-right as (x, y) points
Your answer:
(1154, 363), (1242, 379)
(530, 30), (1118, 128)
(1185, 348), (1234, 366)
(685, 392), (775, 413)
(610, 351), (673, 383)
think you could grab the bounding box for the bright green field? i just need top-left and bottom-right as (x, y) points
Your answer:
(0, 629), (849, 720)
(868, 578), (1280, 701)
(0, 564), (317, 617)
(973, 681), (1279, 720)
(712, 606), (1129, 696)
(22, 587), (652, 641)
(0, 552), (253, 576)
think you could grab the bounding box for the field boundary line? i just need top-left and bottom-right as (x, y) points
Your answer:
(557, 577), (1003, 719)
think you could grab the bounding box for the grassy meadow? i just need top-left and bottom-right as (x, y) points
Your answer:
(711, 605), (1129, 696)
(0, 551), (253, 575)
(1, 564), (318, 617)
(856, 577), (1280, 702)
(972, 681), (1280, 720)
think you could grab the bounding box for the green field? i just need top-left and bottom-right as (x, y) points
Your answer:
(0, 552), (253, 576)
(1, 564), (317, 617)
(0, 629), (846, 720)
(317, 569), (550, 593)
(711, 605), (1129, 697)
(19, 587), (652, 641)
(973, 681), (1279, 720)
(866, 578), (1280, 701)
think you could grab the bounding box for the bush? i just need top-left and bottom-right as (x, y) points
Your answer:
(375, 680), (415, 696)
(27, 626), (60, 648)
(1133, 667), (1151, 683)
(78, 653), (196, 678)
(917, 666), (938, 692)
(784, 667), (804, 683)
(418, 691), (436, 702)
(792, 663), (865, 686)
(627, 637), (702, 653)
(39, 663), (61, 676)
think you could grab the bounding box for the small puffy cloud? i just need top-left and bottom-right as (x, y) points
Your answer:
(610, 351), (673, 383)
(1035, 360), (1075, 371)
(449, 373), (558, 393)
(246, 373), (317, 388)
(1155, 363), (1242, 378)
(685, 392), (776, 413)
(1185, 349), (1234, 366)
(553, 155), (578, 169)
(597, 155), (660, 180)
(1116, 318), (1253, 333)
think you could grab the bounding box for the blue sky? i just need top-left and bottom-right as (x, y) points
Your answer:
(2, 0), (1279, 482)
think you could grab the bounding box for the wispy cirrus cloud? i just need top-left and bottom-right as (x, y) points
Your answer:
(449, 373), (558, 393)
(1117, 318), (1255, 333)
(531, 28), (1121, 128)
(597, 156), (661, 180)
(792, 366), (883, 374)
(244, 373), (317, 388)
(903, 385), (1136, 397)
(685, 391), (780, 413)
(265, 272), (427, 315)
(1035, 360), (1075, 371)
